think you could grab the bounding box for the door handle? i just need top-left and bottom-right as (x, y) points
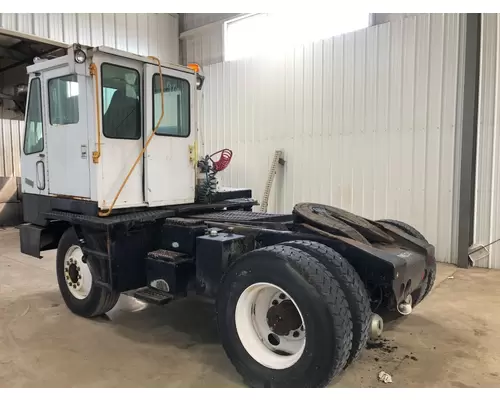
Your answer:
(38, 153), (45, 158)
(36, 160), (45, 190)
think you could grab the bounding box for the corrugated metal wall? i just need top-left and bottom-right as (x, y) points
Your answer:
(0, 13), (179, 180)
(180, 14), (422, 68)
(181, 13), (240, 32)
(201, 13), (465, 263)
(474, 14), (500, 268)
(181, 22), (225, 66)
(0, 118), (22, 178)
(0, 13), (179, 62)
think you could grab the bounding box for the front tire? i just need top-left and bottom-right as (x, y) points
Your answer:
(56, 227), (119, 318)
(216, 245), (353, 388)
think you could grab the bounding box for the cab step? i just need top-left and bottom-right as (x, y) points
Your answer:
(134, 287), (174, 305)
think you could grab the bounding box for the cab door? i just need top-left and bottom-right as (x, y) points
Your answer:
(144, 65), (196, 206)
(96, 57), (145, 209)
(43, 66), (90, 198)
(21, 76), (48, 195)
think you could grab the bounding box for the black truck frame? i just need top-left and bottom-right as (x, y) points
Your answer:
(19, 191), (436, 388)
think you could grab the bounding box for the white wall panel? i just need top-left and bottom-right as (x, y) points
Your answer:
(0, 119), (23, 178)
(201, 14), (465, 263)
(181, 25), (225, 66)
(474, 14), (500, 268)
(179, 15), (242, 66)
(181, 14), (240, 32)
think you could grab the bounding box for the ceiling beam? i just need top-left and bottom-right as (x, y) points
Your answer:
(0, 45), (33, 61)
(0, 45), (61, 74)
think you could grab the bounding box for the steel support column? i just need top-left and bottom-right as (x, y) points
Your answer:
(457, 13), (481, 268)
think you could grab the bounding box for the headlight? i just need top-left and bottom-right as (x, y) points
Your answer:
(74, 49), (86, 64)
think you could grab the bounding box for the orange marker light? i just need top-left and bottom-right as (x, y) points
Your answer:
(187, 63), (200, 73)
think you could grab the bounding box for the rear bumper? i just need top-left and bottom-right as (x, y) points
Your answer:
(384, 244), (436, 304)
(331, 232), (435, 305)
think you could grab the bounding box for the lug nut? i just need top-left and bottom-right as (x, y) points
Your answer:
(65, 267), (69, 272)
(279, 293), (286, 300)
(66, 261), (70, 266)
(73, 284), (77, 288)
(293, 331), (300, 338)
(78, 275), (82, 280)
(272, 300), (278, 306)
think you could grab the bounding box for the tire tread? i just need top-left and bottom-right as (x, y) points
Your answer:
(378, 219), (426, 242)
(57, 227), (119, 318)
(253, 245), (353, 385)
(282, 240), (371, 365)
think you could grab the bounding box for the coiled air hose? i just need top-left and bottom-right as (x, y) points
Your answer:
(196, 149), (233, 204)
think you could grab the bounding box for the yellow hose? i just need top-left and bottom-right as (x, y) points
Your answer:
(89, 63), (102, 164)
(98, 56), (165, 217)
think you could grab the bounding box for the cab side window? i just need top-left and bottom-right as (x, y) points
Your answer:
(153, 74), (190, 137)
(101, 64), (141, 140)
(48, 74), (80, 125)
(23, 78), (44, 155)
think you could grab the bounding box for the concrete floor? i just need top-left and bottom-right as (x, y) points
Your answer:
(1, 227), (500, 388)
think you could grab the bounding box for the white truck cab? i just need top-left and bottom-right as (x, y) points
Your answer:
(21, 43), (202, 223)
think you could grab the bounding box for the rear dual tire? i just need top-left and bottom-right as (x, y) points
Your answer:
(282, 240), (371, 366)
(217, 242), (369, 387)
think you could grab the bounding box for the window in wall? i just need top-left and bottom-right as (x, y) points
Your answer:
(225, 13), (370, 61)
(153, 74), (190, 137)
(23, 78), (44, 155)
(48, 74), (79, 125)
(101, 63), (141, 140)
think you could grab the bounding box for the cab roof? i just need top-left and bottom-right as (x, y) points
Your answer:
(25, 43), (195, 76)
(94, 46), (195, 75)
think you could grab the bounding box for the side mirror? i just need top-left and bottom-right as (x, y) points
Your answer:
(187, 63), (205, 90)
(196, 74), (205, 90)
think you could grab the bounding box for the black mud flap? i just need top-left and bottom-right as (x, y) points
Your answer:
(19, 223), (44, 258)
(19, 222), (66, 259)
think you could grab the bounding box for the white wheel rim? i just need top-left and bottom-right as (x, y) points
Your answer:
(63, 245), (93, 300)
(235, 282), (306, 370)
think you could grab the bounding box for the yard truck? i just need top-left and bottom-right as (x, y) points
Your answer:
(16, 43), (436, 388)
